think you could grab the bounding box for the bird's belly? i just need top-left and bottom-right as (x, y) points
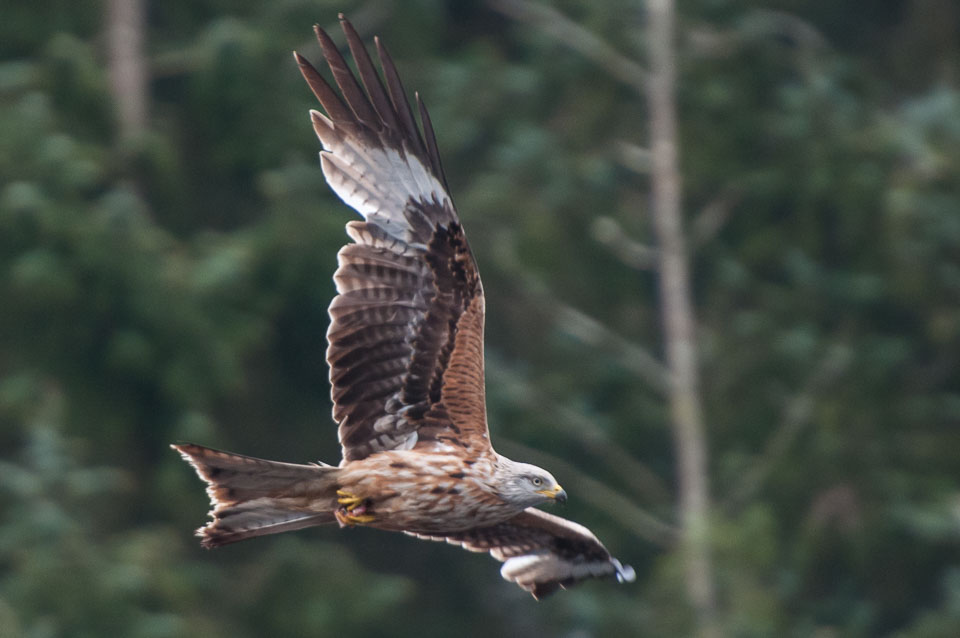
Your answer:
(378, 482), (517, 533)
(338, 454), (518, 533)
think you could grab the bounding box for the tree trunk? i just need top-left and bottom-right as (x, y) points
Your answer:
(646, 0), (720, 636)
(106, 0), (148, 143)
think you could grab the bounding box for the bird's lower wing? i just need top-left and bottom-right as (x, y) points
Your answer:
(408, 508), (635, 599)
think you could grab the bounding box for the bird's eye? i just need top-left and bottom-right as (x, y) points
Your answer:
(531, 477), (543, 487)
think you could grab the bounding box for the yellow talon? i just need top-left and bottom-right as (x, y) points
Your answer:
(336, 490), (365, 511)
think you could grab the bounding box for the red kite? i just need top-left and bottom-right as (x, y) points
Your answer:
(174, 15), (634, 599)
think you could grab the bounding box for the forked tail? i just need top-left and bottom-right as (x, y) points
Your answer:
(172, 443), (340, 548)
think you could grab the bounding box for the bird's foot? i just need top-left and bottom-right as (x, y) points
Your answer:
(336, 489), (366, 511)
(335, 490), (374, 527)
(335, 504), (375, 527)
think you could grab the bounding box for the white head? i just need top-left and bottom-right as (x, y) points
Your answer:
(494, 457), (567, 508)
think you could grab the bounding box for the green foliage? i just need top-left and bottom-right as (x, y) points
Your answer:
(1, 1), (959, 636)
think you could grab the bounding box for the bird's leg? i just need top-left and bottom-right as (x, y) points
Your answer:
(335, 490), (375, 527)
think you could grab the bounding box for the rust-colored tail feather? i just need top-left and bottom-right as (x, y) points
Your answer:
(172, 444), (340, 548)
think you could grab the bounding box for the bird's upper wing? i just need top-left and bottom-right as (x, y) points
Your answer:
(295, 16), (491, 463)
(409, 508), (636, 599)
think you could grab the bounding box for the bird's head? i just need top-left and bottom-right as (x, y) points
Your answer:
(495, 458), (567, 508)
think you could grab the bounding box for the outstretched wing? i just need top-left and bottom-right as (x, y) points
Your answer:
(295, 16), (490, 463)
(410, 509), (636, 599)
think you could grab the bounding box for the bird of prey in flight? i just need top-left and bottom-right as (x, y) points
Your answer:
(173, 15), (635, 599)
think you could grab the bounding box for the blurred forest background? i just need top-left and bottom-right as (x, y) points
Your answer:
(2, 0), (959, 636)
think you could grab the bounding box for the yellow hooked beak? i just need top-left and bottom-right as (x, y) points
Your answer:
(537, 485), (567, 503)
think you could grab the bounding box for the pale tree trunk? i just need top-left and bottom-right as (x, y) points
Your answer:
(646, 1), (720, 636)
(106, 0), (148, 143)
(487, 0), (719, 630)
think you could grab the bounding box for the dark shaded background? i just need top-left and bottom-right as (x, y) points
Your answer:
(1, 0), (959, 636)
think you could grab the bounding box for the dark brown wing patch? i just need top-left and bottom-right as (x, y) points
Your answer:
(328, 199), (486, 461)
